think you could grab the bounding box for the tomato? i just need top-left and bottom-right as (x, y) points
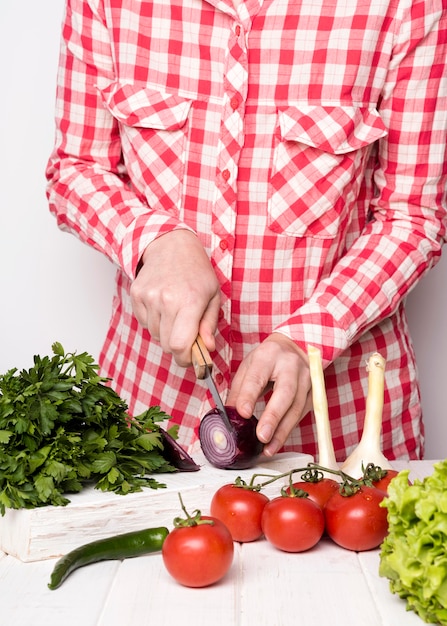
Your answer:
(371, 469), (403, 494)
(261, 495), (325, 553)
(286, 478), (340, 509)
(162, 516), (234, 587)
(323, 486), (388, 551)
(210, 484), (269, 542)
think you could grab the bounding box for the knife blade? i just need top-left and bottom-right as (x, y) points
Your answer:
(192, 335), (233, 431)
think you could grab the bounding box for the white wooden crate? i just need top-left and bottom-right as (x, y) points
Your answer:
(0, 450), (312, 562)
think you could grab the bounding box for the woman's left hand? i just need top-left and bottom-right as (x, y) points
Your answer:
(226, 333), (312, 457)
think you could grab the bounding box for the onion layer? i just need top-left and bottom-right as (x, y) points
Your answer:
(159, 427), (200, 472)
(199, 406), (264, 469)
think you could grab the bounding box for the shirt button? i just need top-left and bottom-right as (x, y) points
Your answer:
(219, 239), (228, 251)
(230, 96), (239, 110)
(218, 308), (224, 320)
(215, 373), (224, 385)
(222, 169), (230, 181)
(235, 25), (241, 36)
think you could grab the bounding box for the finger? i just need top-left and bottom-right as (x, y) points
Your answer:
(255, 375), (298, 443)
(167, 291), (221, 366)
(261, 387), (312, 456)
(130, 281), (151, 329)
(130, 277), (163, 340)
(143, 297), (166, 343)
(230, 364), (271, 419)
(167, 297), (218, 366)
(166, 312), (201, 366)
(158, 310), (181, 354)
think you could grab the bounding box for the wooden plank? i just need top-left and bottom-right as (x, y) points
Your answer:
(98, 550), (239, 626)
(0, 553), (118, 626)
(238, 538), (382, 626)
(359, 551), (437, 626)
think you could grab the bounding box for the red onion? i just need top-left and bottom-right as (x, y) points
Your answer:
(199, 406), (264, 469)
(159, 427), (200, 472)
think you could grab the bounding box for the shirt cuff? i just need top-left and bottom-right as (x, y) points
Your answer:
(120, 212), (196, 279)
(273, 302), (350, 367)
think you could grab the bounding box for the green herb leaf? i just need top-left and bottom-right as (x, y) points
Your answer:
(91, 451), (117, 474)
(135, 432), (162, 451)
(0, 430), (13, 444)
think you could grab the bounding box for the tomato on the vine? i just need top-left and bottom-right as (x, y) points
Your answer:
(323, 485), (388, 551)
(210, 484), (269, 542)
(286, 478), (340, 509)
(261, 494), (325, 553)
(371, 469), (402, 494)
(162, 510), (234, 587)
(360, 464), (410, 495)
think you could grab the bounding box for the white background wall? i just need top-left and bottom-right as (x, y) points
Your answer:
(1, 2), (446, 459)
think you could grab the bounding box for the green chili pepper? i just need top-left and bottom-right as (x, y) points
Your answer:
(48, 526), (169, 590)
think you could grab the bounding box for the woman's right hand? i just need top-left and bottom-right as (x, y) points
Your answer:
(130, 229), (221, 366)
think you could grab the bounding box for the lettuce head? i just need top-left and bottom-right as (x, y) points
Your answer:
(379, 460), (447, 625)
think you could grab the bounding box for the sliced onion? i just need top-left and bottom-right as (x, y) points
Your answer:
(159, 427), (200, 472)
(199, 406), (264, 469)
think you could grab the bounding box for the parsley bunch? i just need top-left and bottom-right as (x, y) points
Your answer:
(0, 342), (177, 515)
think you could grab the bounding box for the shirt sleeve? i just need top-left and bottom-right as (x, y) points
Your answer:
(274, 1), (447, 367)
(45, 0), (192, 279)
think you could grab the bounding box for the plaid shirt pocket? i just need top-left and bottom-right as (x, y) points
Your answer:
(268, 105), (387, 238)
(98, 81), (193, 213)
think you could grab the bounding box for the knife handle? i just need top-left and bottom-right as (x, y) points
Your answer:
(191, 335), (213, 380)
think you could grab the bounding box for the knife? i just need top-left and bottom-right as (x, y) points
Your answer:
(191, 335), (233, 431)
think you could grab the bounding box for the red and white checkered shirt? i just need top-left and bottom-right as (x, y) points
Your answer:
(47, 0), (447, 461)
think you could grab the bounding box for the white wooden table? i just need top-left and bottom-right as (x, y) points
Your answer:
(0, 460), (437, 626)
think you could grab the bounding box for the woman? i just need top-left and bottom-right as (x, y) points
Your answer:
(46, 0), (447, 461)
